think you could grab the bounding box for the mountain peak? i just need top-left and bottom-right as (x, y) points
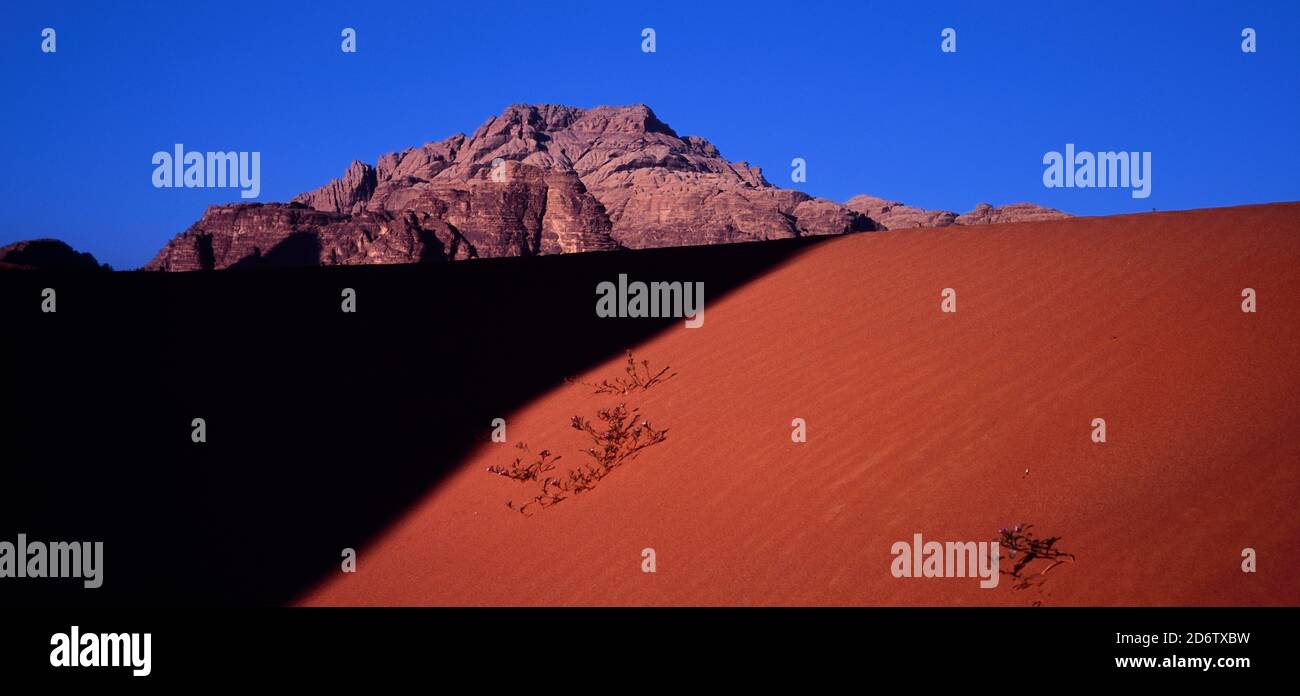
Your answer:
(140, 103), (1066, 270)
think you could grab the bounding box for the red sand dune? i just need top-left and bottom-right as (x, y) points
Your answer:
(300, 203), (1300, 606)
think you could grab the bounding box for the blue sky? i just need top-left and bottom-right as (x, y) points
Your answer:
(2, 0), (1297, 269)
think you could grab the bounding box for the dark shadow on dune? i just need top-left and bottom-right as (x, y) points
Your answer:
(0, 235), (835, 607)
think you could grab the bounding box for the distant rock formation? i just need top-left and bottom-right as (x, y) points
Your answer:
(954, 202), (1071, 226)
(845, 195), (1069, 231)
(0, 239), (106, 271)
(845, 195), (959, 230)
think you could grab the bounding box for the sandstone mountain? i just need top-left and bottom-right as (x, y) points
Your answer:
(146, 104), (882, 270)
(15, 103), (1069, 271)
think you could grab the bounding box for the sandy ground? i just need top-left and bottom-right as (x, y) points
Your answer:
(300, 203), (1300, 606)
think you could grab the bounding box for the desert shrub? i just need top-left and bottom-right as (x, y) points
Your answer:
(493, 354), (673, 515)
(568, 351), (677, 395)
(996, 523), (1076, 582)
(570, 403), (668, 471)
(485, 442), (560, 482)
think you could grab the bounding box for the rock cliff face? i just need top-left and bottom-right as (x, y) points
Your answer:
(139, 103), (1066, 270)
(144, 204), (477, 270)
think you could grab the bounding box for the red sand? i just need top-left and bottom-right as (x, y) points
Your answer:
(300, 203), (1300, 606)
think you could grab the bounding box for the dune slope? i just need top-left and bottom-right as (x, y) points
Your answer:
(301, 203), (1300, 606)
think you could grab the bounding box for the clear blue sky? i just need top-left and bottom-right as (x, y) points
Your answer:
(2, 1), (1297, 269)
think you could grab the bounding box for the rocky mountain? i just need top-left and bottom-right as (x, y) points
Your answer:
(146, 104), (884, 270)
(6, 104), (1070, 271)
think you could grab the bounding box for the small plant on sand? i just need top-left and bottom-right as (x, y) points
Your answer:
(486, 442), (561, 482)
(570, 403), (668, 472)
(568, 351), (677, 395)
(996, 523), (1076, 587)
(494, 356), (674, 515)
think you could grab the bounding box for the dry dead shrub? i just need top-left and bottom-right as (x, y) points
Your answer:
(568, 351), (676, 395)
(996, 523), (1076, 590)
(491, 354), (672, 515)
